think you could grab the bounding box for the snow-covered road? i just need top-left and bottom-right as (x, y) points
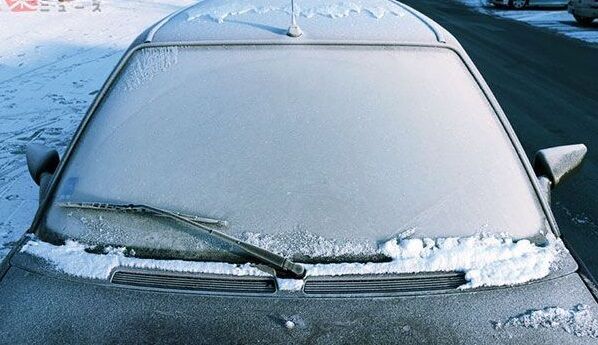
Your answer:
(0, 0), (194, 260)
(457, 0), (598, 44)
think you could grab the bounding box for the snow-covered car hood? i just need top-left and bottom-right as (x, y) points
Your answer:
(1, 234), (597, 343)
(0, 260), (597, 344)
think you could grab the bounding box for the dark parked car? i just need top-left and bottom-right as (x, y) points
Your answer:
(1, 1), (596, 344)
(569, 0), (598, 25)
(491, 0), (568, 9)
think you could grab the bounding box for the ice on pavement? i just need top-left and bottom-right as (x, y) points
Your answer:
(22, 233), (565, 290)
(496, 304), (598, 338)
(186, 0), (406, 22)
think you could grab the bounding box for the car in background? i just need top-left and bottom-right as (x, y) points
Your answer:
(569, 0), (598, 25)
(1, 0), (596, 344)
(491, 0), (569, 9)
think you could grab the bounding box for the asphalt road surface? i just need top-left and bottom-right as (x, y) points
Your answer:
(402, 0), (598, 278)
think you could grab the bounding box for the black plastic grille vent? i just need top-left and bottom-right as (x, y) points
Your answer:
(111, 270), (276, 294)
(303, 272), (466, 294)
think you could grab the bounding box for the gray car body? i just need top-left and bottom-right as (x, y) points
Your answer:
(0, 1), (597, 344)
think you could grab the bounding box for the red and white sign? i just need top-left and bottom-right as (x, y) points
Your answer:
(5, 0), (39, 12)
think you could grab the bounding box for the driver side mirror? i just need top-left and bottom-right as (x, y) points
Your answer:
(26, 144), (60, 201)
(533, 144), (587, 203)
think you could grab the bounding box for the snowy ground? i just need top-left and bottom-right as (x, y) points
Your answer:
(0, 0), (195, 260)
(457, 0), (598, 44)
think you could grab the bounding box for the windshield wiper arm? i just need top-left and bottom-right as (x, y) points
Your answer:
(61, 201), (229, 227)
(59, 202), (306, 279)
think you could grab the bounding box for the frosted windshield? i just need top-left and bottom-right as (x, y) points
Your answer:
(44, 46), (548, 262)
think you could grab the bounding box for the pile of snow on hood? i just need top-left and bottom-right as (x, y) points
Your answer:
(495, 304), (598, 338)
(21, 233), (565, 290)
(21, 237), (267, 279)
(306, 234), (564, 289)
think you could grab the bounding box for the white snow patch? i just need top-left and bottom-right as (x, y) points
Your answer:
(21, 237), (267, 279)
(497, 304), (598, 338)
(305, 234), (564, 289)
(22, 233), (564, 290)
(276, 278), (305, 291)
(186, 0), (405, 23)
(0, 0), (195, 262)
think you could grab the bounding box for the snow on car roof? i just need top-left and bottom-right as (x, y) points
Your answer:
(143, 0), (449, 45)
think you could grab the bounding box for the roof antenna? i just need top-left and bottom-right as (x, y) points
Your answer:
(287, 0), (303, 38)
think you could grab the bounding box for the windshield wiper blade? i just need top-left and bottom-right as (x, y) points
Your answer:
(59, 201), (306, 279)
(61, 202), (229, 226)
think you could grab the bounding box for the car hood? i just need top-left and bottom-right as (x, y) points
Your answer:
(1, 255), (597, 345)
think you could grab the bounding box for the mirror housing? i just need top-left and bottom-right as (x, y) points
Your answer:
(533, 144), (587, 188)
(26, 144), (60, 200)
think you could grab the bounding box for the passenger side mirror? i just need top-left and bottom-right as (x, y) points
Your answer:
(533, 144), (587, 199)
(26, 144), (60, 201)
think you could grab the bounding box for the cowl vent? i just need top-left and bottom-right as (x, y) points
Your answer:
(111, 270), (276, 294)
(303, 272), (466, 294)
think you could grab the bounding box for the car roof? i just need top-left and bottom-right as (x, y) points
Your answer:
(139, 0), (456, 46)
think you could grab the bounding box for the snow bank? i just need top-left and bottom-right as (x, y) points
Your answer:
(496, 304), (598, 338)
(186, 0), (406, 23)
(21, 233), (565, 290)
